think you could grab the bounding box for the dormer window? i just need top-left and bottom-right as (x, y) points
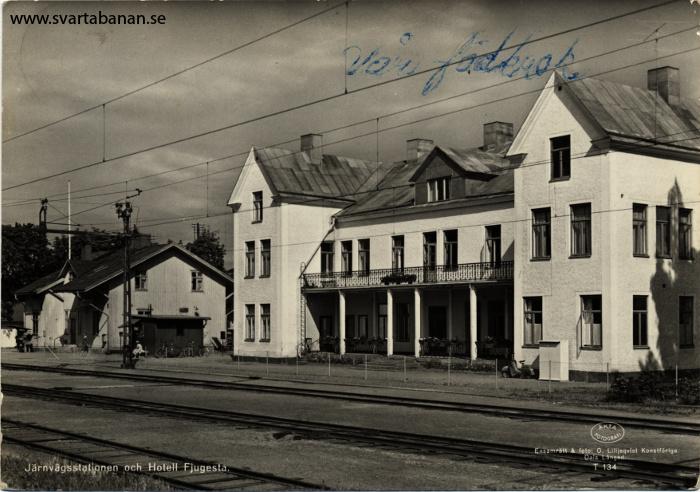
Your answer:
(427, 177), (450, 202)
(252, 191), (263, 223)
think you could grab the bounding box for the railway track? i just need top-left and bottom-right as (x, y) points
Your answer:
(4, 383), (698, 489)
(3, 362), (699, 436)
(1, 417), (326, 490)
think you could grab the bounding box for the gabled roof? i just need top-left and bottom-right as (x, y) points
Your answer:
(561, 72), (700, 153)
(253, 147), (380, 201)
(409, 145), (512, 182)
(339, 144), (514, 217)
(15, 270), (64, 297)
(54, 243), (232, 294)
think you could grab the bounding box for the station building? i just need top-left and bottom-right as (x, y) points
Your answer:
(228, 67), (700, 375)
(16, 241), (232, 354)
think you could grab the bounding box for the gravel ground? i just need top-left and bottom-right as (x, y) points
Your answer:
(3, 349), (698, 417)
(1, 396), (668, 490)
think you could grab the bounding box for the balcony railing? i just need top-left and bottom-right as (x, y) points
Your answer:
(302, 261), (513, 290)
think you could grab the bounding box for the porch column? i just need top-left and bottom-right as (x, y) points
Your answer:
(387, 289), (394, 356)
(414, 288), (422, 358)
(447, 288), (453, 340)
(339, 291), (346, 355)
(469, 285), (478, 359)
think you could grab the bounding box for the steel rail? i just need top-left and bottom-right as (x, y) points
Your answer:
(4, 383), (698, 489)
(3, 362), (699, 436)
(1, 417), (327, 490)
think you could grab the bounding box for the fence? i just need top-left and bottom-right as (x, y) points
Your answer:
(4, 348), (698, 405)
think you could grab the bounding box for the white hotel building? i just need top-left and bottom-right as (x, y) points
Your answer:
(228, 67), (699, 376)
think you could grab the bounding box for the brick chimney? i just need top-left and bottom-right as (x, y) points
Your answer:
(483, 122), (514, 151)
(648, 66), (680, 106)
(130, 233), (153, 251)
(301, 134), (323, 163)
(407, 138), (434, 161)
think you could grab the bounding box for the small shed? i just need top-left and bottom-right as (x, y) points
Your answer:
(132, 314), (210, 354)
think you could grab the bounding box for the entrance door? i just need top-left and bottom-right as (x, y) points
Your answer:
(487, 299), (506, 340)
(319, 316), (333, 338)
(423, 232), (437, 282)
(485, 225), (501, 267)
(428, 306), (447, 339)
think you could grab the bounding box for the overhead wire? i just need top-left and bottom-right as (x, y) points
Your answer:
(2, 1), (347, 144)
(4, 22), (697, 204)
(2, 0), (688, 192)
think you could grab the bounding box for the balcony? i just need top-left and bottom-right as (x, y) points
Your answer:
(302, 261), (513, 290)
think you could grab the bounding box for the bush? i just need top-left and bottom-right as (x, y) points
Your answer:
(608, 370), (699, 404)
(678, 377), (700, 405)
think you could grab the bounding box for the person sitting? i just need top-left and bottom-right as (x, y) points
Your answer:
(132, 341), (146, 359)
(24, 333), (34, 353)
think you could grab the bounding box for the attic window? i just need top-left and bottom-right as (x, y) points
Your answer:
(252, 191), (263, 223)
(551, 135), (571, 180)
(427, 177), (450, 202)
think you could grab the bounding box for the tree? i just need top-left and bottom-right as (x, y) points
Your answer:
(1, 223), (56, 319)
(50, 227), (124, 263)
(186, 228), (225, 270)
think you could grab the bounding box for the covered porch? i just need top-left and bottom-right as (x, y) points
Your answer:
(303, 283), (513, 359)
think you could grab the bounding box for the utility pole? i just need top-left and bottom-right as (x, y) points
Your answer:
(67, 181), (72, 260)
(116, 201), (134, 369)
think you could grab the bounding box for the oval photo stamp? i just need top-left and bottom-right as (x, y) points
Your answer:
(590, 422), (625, 444)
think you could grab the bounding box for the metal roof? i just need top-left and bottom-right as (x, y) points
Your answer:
(15, 270), (63, 296)
(563, 74), (700, 151)
(54, 243), (232, 293)
(254, 148), (380, 200)
(339, 145), (514, 217)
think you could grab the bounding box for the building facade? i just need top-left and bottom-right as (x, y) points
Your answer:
(229, 68), (700, 374)
(510, 69), (700, 375)
(16, 242), (232, 354)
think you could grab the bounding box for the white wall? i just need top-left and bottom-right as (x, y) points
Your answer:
(230, 151), (342, 357)
(512, 75), (700, 372)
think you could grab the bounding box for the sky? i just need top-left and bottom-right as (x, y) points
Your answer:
(3, 0), (700, 269)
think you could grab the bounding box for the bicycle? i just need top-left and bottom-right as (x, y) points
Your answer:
(155, 342), (179, 358)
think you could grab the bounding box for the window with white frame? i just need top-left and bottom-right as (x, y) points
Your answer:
(135, 272), (148, 291)
(191, 271), (203, 292)
(245, 241), (255, 278)
(679, 208), (693, 260)
(341, 241), (353, 275)
(358, 239), (370, 275)
(260, 304), (270, 341)
(580, 295), (602, 348)
(485, 225), (501, 266)
(523, 297), (542, 346)
(532, 208), (551, 259)
(245, 304), (255, 341)
(571, 203), (591, 257)
(633, 203), (647, 256)
(656, 206), (671, 258)
(321, 242), (334, 274)
(392, 236), (404, 272)
(550, 135), (570, 180)
(444, 230), (458, 269)
(260, 239), (271, 277)
(252, 191), (263, 223)
(632, 296), (648, 347)
(427, 177), (450, 202)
